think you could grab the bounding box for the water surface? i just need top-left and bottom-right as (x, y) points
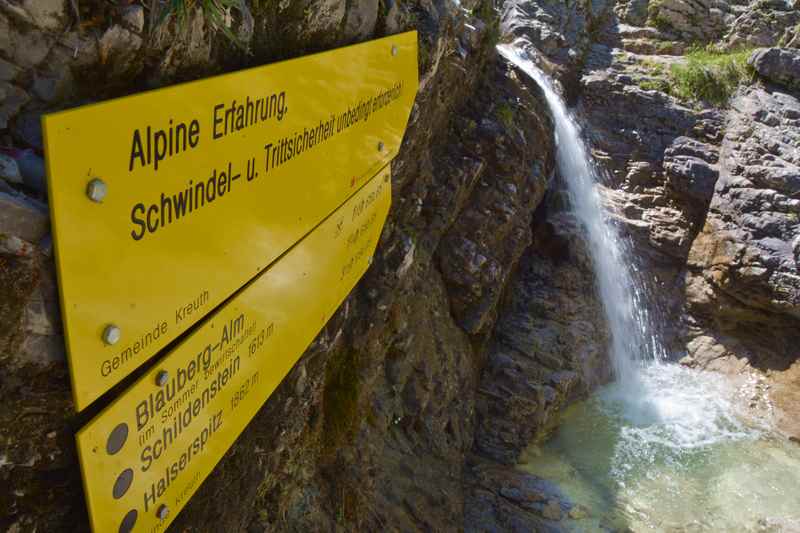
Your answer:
(520, 364), (800, 532)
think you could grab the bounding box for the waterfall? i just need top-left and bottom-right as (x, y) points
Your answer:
(501, 42), (800, 532)
(497, 41), (665, 386)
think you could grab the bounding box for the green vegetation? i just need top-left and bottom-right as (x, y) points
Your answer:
(646, 0), (672, 33)
(636, 58), (672, 93)
(474, 0), (501, 48)
(496, 102), (514, 129)
(638, 78), (671, 92)
(153, 0), (246, 48)
(668, 48), (755, 105)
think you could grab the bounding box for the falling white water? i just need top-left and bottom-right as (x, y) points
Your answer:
(497, 42), (664, 386)
(501, 40), (800, 531)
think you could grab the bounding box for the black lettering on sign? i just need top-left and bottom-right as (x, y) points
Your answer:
(128, 119), (201, 172)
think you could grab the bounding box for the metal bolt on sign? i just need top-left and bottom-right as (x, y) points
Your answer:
(156, 504), (169, 520)
(102, 324), (121, 345)
(86, 178), (107, 202)
(391, 45), (398, 56)
(155, 370), (169, 387)
(377, 141), (385, 152)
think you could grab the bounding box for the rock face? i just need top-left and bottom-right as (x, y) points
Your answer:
(749, 47), (800, 90)
(552, 0), (800, 440)
(684, 83), (800, 438)
(723, 0), (800, 50)
(502, 0), (800, 449)
(0, 1), (576, 531)
(501, 0), (612, 96)
(3, 0), (800, 530)
(472, 207), (609, 466)
(463, 199), (611, 531)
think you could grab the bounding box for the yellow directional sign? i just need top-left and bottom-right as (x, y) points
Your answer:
(43, 32), (417, 411)
(76, 167), (391, 533)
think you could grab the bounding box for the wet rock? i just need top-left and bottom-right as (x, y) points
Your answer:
(749, 47), (800, 91)
(0, 191), (49, 242)
(465, 459), (571, 532)
(575, 36), (727, 346)
(473, 207), (608, 464)
(435, 63), (552, 334)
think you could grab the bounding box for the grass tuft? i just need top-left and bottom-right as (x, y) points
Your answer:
(668, 47), (755, 106)
(152, 0), (247, 49)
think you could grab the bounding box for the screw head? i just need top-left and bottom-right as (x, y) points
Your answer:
(156, 504), (169, 520)
(391, 45), (398, 56)
(155, 370), (169, 387)
(86, 178), (107, 203)
(377, 141), (385, 152)
(102, 324), (121, 345)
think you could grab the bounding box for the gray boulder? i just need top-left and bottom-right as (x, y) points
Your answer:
(687, 85), (800, 322)
(749, 47), (800, 91)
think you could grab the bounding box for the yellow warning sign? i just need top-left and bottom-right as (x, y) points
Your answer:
(43, 32), (417, 411)
(76, 167), (390, 533)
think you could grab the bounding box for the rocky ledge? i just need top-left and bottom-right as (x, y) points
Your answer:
(508, 0), (800, 442)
